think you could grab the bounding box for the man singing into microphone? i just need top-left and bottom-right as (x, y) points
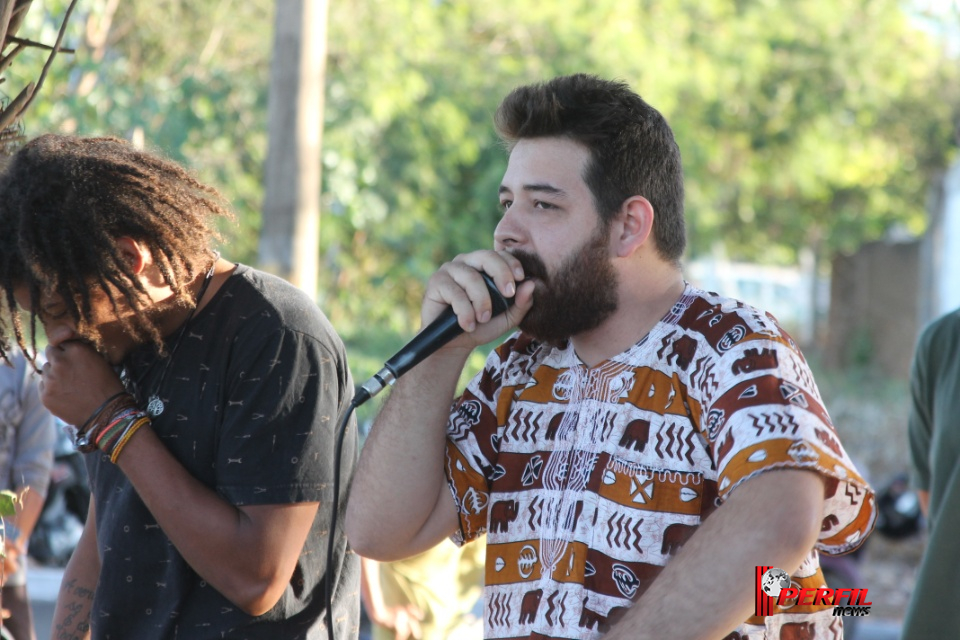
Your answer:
(0, 135), (359, 639)
(346, 74), (875, 639)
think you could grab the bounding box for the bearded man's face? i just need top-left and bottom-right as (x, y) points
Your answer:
(511, 221), (618, 346)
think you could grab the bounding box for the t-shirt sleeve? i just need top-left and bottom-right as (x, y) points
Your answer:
(702, 329), (876, 555)
(215, 326), (351, 506)
(443, 336), (528, 546)
(907, 328), (934, 492)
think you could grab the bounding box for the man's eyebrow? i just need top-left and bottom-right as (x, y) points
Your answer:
(498, 183), (569, 197)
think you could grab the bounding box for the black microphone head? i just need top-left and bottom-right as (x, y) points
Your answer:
(358, 269), (519, 404)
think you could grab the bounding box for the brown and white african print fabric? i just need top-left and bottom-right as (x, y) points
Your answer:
(444, 284), (875, 640)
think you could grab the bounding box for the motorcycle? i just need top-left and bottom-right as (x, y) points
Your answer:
(28, 422), (90, 567)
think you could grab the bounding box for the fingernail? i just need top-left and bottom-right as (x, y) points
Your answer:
(505, 282), (516, 297)
(514, 267), (524, 279)
(479, 310), (491, 323)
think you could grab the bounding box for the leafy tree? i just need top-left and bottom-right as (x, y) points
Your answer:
(259, 0), (328, 295)
(7, 0), (274, 259)
(8, 0), (959, 385)
(320, 0), (959, 367)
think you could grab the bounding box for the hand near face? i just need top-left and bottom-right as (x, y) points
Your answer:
(423, 249), (536, 351)
(42, 340), (125, 426)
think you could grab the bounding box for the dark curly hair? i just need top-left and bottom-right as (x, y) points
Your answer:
(0, 134), (234, 363)
(494, 73), (686, 263)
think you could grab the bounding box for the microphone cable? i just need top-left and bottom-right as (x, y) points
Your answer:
(326, 393), (361, 640)
(324, 272), (513, 640)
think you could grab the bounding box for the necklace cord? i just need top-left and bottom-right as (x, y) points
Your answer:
(125, 253), (219, 416)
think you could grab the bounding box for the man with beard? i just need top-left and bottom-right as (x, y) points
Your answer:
(346, 74), (875, 639)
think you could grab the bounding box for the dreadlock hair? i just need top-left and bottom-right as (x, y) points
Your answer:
(494, 73), (686, 264)
(0, 134), (234, 364)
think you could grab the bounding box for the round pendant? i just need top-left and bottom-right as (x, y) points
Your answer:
(146, 395), (165, 418)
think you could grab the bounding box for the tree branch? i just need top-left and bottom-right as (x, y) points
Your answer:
(0, 42), (25, 75)
(16, 0), (79, 119)
(0, 82), (33, 131)
(6, 35), (75, 54)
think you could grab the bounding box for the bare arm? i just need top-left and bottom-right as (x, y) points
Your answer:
(6, 351), (57, 571)
(346, 250), (535, 561)
(9, 486), (45, 545)
(2, 487), (46, 579)
(116, 426), (319, 616)
(347, 351), (469, 561)
(40, 341), (319, 617)
(51, 497), (99, 640)
(605, 469), (825, 640)
(918, 489), (929, 517)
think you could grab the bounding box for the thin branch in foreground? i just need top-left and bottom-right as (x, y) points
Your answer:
(5, 35), (76, 54)
(0, 81), (32, 131)
(12, 0), (80, 121)
(0, 43), (26, 75)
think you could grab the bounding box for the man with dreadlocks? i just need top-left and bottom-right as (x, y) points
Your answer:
(0, 134), (359, 639)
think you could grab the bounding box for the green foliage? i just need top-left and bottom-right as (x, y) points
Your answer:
(6, 0), (959, 380)
(0, 490), (16, 558)
(0, 490), (17, 518)
(7, 0), (273, 263)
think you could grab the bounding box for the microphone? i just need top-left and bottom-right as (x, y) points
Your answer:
(354, 272), (515, 406)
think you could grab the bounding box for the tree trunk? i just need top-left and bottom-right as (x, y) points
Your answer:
(259, 0), (328, 296)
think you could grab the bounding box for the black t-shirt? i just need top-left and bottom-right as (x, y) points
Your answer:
(87, 264), (359, 639)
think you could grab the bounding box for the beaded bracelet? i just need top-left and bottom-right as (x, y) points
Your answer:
(109, 416), (150, 464)
(74, 392), (151, 463)
(94, 409), (141, 451)
(78, 391), (128, 434)
(89, 407), (148, 460)
(75, 393), (139, 453)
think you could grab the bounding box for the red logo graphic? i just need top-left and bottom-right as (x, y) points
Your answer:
(755, 566), (780, 616)
(755, 566), (872, 618)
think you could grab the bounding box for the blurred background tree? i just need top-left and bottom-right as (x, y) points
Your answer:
(0, 0), (77, 154)
(7, 5), (954, 621)
(259, 0), (327, 293)
(5, 0), (959, 383)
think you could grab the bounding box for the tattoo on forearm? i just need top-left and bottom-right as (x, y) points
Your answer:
(54, 578), (95, 640)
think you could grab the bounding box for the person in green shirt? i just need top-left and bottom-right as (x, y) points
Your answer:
(904, 308), (960, 636)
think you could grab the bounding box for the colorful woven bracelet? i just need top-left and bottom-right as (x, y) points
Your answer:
(96, 409), (146, 452)
(78, 396), (140, 453)
(74, 392), (132, 452)
(108, 416), (151, 464)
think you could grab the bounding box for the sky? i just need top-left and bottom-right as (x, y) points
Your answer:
(910, 0), (960, 54)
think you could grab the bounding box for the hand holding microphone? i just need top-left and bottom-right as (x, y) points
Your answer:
(356, 261), (529, 406)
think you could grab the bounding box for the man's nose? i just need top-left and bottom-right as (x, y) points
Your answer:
(494, 210), (526, 250)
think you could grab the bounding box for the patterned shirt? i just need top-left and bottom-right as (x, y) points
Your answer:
(444, 284), (875, 640)
(87, 265), (360, 639)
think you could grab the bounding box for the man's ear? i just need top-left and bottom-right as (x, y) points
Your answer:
(115, 237), (150, 274)
(612, 196), (654, 258)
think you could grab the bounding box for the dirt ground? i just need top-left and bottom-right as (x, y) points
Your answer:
(857, 531), (925, 622)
